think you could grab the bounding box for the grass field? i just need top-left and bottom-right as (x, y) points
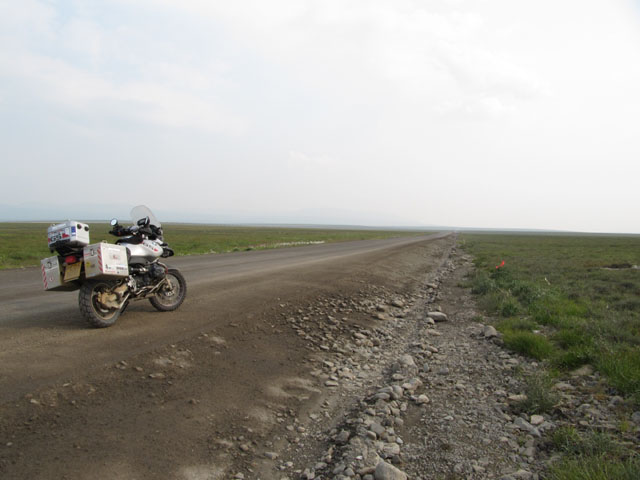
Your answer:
(461, 233), (640, 479)
(0, 222), (421, 270)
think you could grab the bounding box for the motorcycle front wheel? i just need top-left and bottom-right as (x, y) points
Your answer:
(149, 269), (187, 312)
(79, 280), (122, 328)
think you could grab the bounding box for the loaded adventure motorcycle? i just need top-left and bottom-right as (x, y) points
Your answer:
(41, 205), (187, 328)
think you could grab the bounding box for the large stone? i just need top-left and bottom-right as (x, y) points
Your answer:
(401, 378), (422, 392)
(427, 311), (448, 322)
(513, 417), (540, 437)
(398, 354), (416, 367)
(369, 422), (386, 437)
(335, 430), (350, 444)
(382, 442), (400, 457)
(374, 461), (407, 480)
(530, 414), (544, 426)
(483, 325), (498, 338)
(358, 449), (381, 475)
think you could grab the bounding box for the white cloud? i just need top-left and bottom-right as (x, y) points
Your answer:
(0, 0), (245, 134)
(0, 48), (244, 134)
(150, 0), (545, 117)
(2, 0), (640, 232)
(288, 151), (339, 167)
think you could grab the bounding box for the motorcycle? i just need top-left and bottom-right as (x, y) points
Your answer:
(41, 205), (187, 328)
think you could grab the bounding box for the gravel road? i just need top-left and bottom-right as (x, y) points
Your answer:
(0, 234), (447, 404)
(0, 233), (452, 478)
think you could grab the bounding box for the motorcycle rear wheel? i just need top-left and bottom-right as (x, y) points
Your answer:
(149, 269), (187, 312)
(79, 280), (122, 328)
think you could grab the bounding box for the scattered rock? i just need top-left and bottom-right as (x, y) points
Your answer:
(553, 382), (575, 391)
(483, 325), (499, 338)
(508, 394), (527, 403)
(427, 311), (448, 322)
(511, 469), (533, 480)
(530, 415), (544, 426)
(335, 430), (350, 444)
(398, 354), (416, 367)
(374, 460), (407, 480)
(570, 365), (594, 377)
(513, 417), (540, 437)
(263, 241), (635, 480)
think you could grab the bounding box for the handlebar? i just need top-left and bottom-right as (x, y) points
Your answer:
(109, 224), (127, 236)
(109, 223), (163, 240)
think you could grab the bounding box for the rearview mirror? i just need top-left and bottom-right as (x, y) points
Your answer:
(110, 218), (118, 226)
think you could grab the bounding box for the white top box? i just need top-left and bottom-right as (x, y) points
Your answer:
(47, 221), (90, 249)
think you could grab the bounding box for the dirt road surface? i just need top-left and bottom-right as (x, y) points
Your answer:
(0, 233), (453, 479)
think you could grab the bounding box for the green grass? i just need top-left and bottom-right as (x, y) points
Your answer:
(551, 427), (623, 457)
(548, 427), (639, 480)
(547, 456), (640, 480)
(514, 372), (558, 414)
(461, 233), (640, 479)
(0, 222), (421, 269)
(461, 234), (640, 403)
(503, 330), (554, 360)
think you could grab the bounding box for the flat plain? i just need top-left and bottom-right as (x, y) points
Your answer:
(1, 231), (639, 480)
(0, 222), (421, 269)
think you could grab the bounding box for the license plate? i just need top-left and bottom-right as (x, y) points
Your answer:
(64, 262), (82, 281)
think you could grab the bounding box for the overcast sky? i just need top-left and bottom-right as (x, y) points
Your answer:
(1, 1), (639, 232)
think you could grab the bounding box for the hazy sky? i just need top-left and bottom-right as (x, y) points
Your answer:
(2, 1), (640, 232)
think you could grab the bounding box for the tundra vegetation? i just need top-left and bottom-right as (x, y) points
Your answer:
(462, 233), (640, 479)
(0, 222), (421, 269)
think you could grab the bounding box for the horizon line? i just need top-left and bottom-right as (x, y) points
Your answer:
(1, 219), (639, 236)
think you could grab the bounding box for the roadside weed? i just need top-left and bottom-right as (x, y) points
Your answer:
(516, 372), (558, 414)
(548, 426), (637, 479)
(597, 347), (640, 402)
(547, 456), (640, 480)
(503, 330), (553, 360)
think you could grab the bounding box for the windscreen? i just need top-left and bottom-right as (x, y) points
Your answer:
(130, 205), (162, 228)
